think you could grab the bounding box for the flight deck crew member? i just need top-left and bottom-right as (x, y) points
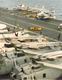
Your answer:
(58, 33), (61, 40)
(15, 32), (18, 36)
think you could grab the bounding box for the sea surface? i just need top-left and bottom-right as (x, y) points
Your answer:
(0, 0), (62, 19)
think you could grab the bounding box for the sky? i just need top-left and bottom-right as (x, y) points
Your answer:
(0, 0), (62, 12)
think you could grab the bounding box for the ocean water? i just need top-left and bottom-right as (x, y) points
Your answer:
(0, 0), (62, 20)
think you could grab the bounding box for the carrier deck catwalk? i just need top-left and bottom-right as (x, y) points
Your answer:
(0, 8), (62, 41)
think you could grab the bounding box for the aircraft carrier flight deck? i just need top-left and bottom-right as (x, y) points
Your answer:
(0, 8), (62, 41)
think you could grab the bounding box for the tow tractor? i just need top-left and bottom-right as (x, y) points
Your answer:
(29, 26), (44, 31)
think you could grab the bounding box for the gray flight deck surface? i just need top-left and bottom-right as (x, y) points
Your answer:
(0, 8), (62, 41)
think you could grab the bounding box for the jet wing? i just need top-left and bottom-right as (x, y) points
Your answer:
(37, 61), (62, 70)
(22, 49), (42, 56)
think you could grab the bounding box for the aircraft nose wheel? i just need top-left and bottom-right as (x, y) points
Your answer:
(10, 72), (22, 80)
(10, 72), (17, 80)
